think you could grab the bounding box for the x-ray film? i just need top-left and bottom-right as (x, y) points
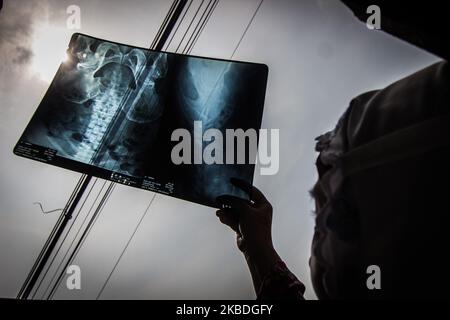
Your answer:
(14, 33), (268, 208)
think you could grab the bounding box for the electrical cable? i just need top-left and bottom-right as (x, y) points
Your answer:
(31, 178), (98, 299)
(47, 182), (116, 299)
(96, 193), (157, 299)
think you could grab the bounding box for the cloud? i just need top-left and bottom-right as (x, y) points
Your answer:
(12, 46), (33, 65)
(0, 0), (52, 91)
(0, 0), (45, 66)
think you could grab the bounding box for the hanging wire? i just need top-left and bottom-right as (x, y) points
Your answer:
(31, 178), (99, 299)
(96, 193), (157, 299)
(165, 0), (194, 51)
(40, 179), (106, 299)
(182, 0), (215, 54)
(151, 0), (180, 49)
(17, 174), (89, 299)
(231, 0), (264, 59)
(186, 0), (219, 54)
(47, 182), (116, 299)
(33, 203), (63, 215)
(175, 0), (205, 53)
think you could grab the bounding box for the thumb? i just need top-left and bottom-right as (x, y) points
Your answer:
(216, 209), (240, 235)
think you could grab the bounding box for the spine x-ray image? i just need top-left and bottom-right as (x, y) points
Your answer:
(14, 33), (268, 207)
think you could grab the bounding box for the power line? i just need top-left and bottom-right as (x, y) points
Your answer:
(41, 179), (106, 299)
(96, 193), (157, 299)
(47, 182), (116, 299)
(165, 0), (194, 51)
(186, 0), (220, 54)
(231, 0), (264, 59)
(31, 178), (98, 299)
(17, 175), (92, 299)
(175, 0), (205, 53)
(182, 0), (215, 54)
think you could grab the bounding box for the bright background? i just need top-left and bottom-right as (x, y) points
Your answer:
(0, 0), (439, 299)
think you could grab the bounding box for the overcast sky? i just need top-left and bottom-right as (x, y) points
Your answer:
(0, 0), (439, 299)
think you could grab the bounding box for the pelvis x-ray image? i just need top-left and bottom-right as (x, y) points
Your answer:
(14, 34), (268, 207)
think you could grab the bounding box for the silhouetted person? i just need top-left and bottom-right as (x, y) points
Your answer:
(216, 2), (450, 299)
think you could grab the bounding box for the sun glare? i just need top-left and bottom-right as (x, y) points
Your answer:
(30, 24), (72, 82)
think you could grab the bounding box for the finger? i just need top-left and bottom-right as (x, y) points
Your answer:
(230, 178), (269, 207)
(236, 234), (247, 252)
(216, 194), (251, 212)
(216, 209), (240, 234)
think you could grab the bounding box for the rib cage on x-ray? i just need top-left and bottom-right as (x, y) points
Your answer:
(16, 33), (268, 207)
